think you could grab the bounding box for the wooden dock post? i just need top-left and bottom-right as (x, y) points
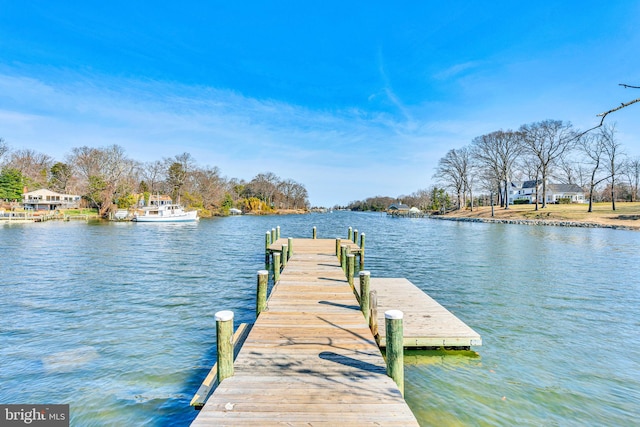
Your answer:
(276, 226), (281, 240)
(215, 310), (234, 384)
(281, 245), (288, 267)
(287, 237), (293, 260)
(271, 228), (276, 244)
(359, 233), (366, 269)
(335, 238), (341, 256)
(370, 290), (378, 337)
(353, 229), (358, 244)
(348, 226), (353, 241)
(347, 254), (355, 289)
(265, 231), (271, 263)
(257, 270), (268, 316)
(340, 244), (347, 271)
(385, 310), (404, 396)
(273, 252), (281, 282)
(359, 271), (370, 323)
(312, 226), (317, 239)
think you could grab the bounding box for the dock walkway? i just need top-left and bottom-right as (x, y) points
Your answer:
(192, 238), (419, 426)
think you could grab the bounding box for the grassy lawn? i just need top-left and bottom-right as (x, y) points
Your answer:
(446, 201), (640, 228)
(60, 208), (99, 215)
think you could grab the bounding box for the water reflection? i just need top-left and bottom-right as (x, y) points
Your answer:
(1, 213), (639, 426)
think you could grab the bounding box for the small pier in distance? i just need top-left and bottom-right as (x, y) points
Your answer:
(191, 227), (480, 425)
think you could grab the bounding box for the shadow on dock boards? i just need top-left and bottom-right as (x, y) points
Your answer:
(318, 300), (360, 310)
(319, 351), (386, 374)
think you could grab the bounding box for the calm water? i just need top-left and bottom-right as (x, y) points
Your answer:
(1, 212), (639, 426)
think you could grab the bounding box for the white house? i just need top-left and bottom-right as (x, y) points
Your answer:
(546, 183), (586, 203)
(136, 194), (173, 207)
(22, 189), (81, 210)
(509, 181), (586, 204)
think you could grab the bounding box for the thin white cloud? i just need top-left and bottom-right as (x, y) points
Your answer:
(433, 61), (484, 80)
(0, 72), (452, 205)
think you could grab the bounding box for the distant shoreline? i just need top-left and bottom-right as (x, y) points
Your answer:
(430, 214), (639, 231)
(432, 203), (640, 231)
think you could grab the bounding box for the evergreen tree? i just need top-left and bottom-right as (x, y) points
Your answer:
(0, 168), (24, 201)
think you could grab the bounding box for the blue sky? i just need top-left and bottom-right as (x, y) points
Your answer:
(1, 1), (639, 206)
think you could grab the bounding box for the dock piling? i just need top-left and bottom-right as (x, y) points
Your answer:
(385, 310), (404, 396)
(359, 233), (366, 269)
(347, 254), (355, 289)
(335, 238), (341, 257)
(370, 290), (378, 337)
(215, 310), (235, 384)
(281, 245), (288, 267)
(340, 245), (348, 271)
(276, 226), (281, 240)
(257, 271), (268, 316)
(271, 228), (276, 244)
(265, 231), (271, 263)
(353, 229), (358, 244)
(273, 253), (281, 282)
(313, 226), (317, 239)
(359, 271), (370, 323)
(348, 226), (353, 241)
(287, 237), (293, 260)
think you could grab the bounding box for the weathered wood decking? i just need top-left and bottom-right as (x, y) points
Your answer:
(367, 278), (482, 349)
(192, 238), (419, 425)
(192, 236), (481, 425)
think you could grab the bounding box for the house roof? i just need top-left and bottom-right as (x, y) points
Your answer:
(548, 183), (584, 193)
(23, 188), (79, 197)
(388, 203), (410, 210)
(522, 180), (541, 189)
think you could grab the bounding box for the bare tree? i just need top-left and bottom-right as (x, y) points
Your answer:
(594, 84), (640, 128)
(622, 156), (640, 202)
(411, 188), (432, 211)
(580, 133), (610, 212)
(289, 181), (309, 209)
(247, 172), (280, 207)
(140, 160), (166, 194)
(189, 165), (225, 210)
(518, 153), (543, 210)
(472, 130), (522, 209)
(434, 148), (470, 210)
(68, 146), (103, 182)
(5, 148), (54, 190)
(554, 155), (580, 185)
(600, 124), (625, 210)
(0, 138), (9, 166)
(519, 120), (577, 208)
(68, 145), (138, 215)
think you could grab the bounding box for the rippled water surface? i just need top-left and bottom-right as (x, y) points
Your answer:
(1, 212), (639, 426)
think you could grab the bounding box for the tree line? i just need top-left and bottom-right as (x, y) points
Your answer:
(344, 119), (638, 214)
(0, 141), (309, 216)
(433, 119), (639, 213)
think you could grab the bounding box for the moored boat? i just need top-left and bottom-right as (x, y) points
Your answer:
(133, 204), (198, 222)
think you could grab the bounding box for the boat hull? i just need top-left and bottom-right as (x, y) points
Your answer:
(133, 206), (199, 222)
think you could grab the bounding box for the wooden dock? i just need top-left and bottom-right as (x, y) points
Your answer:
(192, 235), (481, 425)
(366, 278), (481, 348)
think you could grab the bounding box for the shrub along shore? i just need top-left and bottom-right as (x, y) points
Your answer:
(435, 202), (640, 231)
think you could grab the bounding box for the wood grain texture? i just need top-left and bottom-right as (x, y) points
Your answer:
(192, 239), (418, 426)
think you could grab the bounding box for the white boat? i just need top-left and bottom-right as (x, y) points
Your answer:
(133, 204), (198, 222)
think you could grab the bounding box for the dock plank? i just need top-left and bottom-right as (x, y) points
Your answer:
(368, 278), (482, 348)
(192, 239), (419, 426)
